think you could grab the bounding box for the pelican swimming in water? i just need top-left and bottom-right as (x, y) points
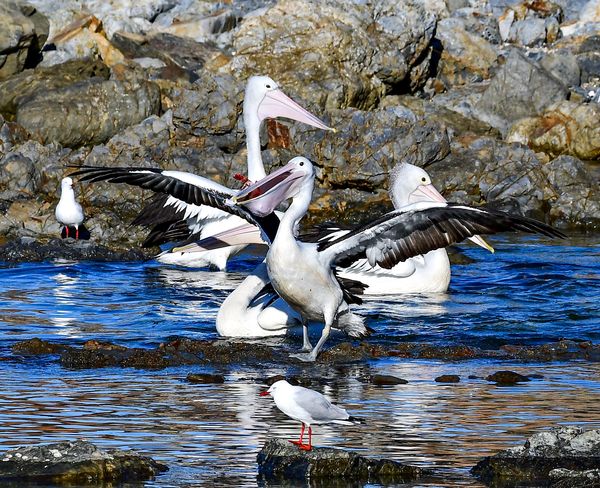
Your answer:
(71, 158), (565, 360)
(129, 75), (332, 270)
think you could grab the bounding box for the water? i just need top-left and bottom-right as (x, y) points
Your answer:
(0, 235), (599, 486)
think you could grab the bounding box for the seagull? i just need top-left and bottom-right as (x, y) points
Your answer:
(260, 379), (362, 451)
(129, 75), (332, 270)
(55, 177), (87, 239)
(70, 157), (566, 361)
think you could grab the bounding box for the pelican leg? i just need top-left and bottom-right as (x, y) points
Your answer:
(291, 319), (332, 362)
(301, 319), (312, 352)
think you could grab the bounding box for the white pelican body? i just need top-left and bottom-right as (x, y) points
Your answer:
(55, 177), (85, 239)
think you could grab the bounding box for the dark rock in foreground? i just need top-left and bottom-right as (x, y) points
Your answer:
(435, 374), (460, 383)
(485, 370), (531, 385)
(257, 439), (430, 484)
(472, 426), (600, 487)
(550, 467), (600, 487)
(0, 440), (167, 484)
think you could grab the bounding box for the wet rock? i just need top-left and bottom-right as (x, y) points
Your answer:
(224, 0), (436, 110)
(485, 370), (531, 385)
(507, 100), (600, 160)
(187, 373), (225, 384)
(12, 338), (71, 355)
(0, 2), (49, 80)
(0, 238), (152, 263)
(473, 49), (569, 134)
(435, 17), (499, 87)
(257, 439), (430, 483)
(501, 339), (600, 361)
(509, 18), (548, 47)
(0, 440), (167, 483)
(435, 374), (460, 383)
(0, 59), (109, 118)
(472, 426), (600, 486)
(371, 374), (409, 385)
(550, 467), (600, 487)
(16, 74), (160, 147)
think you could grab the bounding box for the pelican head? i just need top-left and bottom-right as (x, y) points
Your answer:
(389, 163), (447, 208)
(234, 157), (314, 216)
(244, 76), (333, 131)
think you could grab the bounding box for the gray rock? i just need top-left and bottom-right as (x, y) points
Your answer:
(224, 0), (436, 109)
(0, 2), (49, 80)
(472, 426), (600, 486)
(16, 74), (160, 147)
(576, 35), (600, 83)
(473, 49), (569, 134)
(0, 58), (109, 117)
(509, 18), (547, 47)
(540, 52), (581, 86)
(0, 439), (167, 483)
(257, 438), (430, 483)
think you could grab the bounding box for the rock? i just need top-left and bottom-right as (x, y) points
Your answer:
(12, 338), (71, 355)
(0, 58), (110, 118)
(435, 17), (499, 87)
(0, 440), (167, 483)
(550, 468), (600, 487)
(16, 74), (160, 147)
(0, 2), (49, 80)
(224, 0), (436, 110)
(540, 155), (600, 228)
(435, 374), (460, 383)
(257, 439), (430, 483)
(485, 370), (531, 384)
(371, 374), (409, 385)
(472, 426), (600, 486)
(509, 18), (548, 47)
(186, 373), (225, 384)
(473, 49), (569, 134)
(507, 100), (600, 160)
(540, 52), (581, 87)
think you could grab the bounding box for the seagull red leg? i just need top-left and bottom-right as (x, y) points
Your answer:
(299, 426), (312, 451)
(75, 226), (79, 239)
(290, 423), (305, 446)
(65, 226), (69, 238)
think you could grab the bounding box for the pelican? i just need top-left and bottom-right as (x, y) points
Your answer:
(71, 158), (565, 361)
(175, 163), (496, 295)
(55, 177), (88, 239)
(129, 75), (332, 270)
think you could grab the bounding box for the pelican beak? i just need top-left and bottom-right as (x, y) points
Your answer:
(258, 89), (334, 131)
(259, 391), (270, 397)
(233, 162), (305, 216)
(412, 184), (495, 253)
(171, 224), (265, 254)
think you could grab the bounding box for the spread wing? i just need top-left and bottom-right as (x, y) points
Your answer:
(319, 203), (566, 269)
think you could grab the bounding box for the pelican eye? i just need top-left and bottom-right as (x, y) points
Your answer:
(266, 84), (272, 89)
(421, 177), (427, 182)
(299, 161), (304, 166)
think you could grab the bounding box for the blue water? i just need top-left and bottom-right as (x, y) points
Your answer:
(0, 234), (599, 486)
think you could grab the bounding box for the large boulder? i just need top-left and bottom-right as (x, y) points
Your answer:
(15, 72), (160, 147)
(0, 440), (167, 484)
(257, 438), (431, 483)
(472, 427), (600, 486)
(473, 49), (569, 134)
(0, 2), (49, 80)
(223, 0), (436, 109)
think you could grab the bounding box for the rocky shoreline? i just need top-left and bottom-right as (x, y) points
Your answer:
(0, 0), (599, 256)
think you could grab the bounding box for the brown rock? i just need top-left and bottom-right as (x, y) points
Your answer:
(435, 374), (461, 383)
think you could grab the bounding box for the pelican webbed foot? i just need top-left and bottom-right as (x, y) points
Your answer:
(289, 352), (318, 362)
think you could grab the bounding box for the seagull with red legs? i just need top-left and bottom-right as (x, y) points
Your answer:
(55, 177), (88, 240)
(260, 380), (362, 451)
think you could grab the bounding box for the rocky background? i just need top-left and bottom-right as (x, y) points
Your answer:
(0, 0), (599, 255)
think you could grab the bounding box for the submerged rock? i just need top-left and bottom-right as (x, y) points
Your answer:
(187, 373), (225, 384)
(257, 438), (430, 483)
(0, 440), (167, 484)
(472, 426), (600, 486)
(550, 467), (600, 487)
(371, 374), (409, 385)
(485, 370), (531, 385)
(435, 374), (460, 383)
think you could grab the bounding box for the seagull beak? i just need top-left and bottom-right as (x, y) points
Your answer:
(412, 184), (495, 253)
(233, 162), (305, 216)
(258, 89), (334, 131)
(259, 391), (270, 397)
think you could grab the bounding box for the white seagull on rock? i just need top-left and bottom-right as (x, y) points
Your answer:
(260, 379), (362, 451)
(55, 177), (87, 239)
